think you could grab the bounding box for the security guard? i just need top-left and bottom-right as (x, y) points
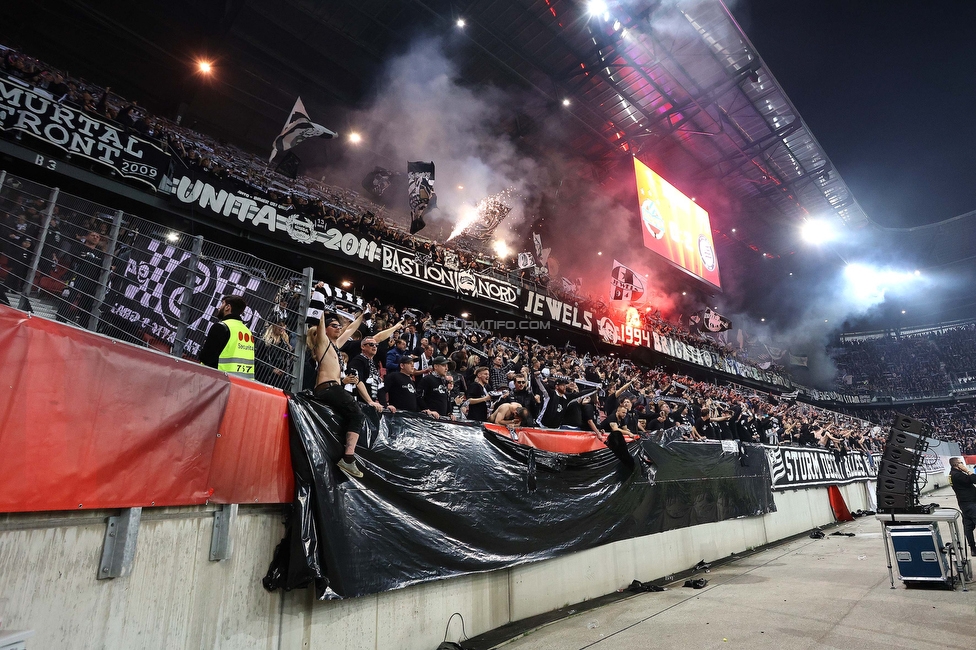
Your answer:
(200, 294), (255, 379)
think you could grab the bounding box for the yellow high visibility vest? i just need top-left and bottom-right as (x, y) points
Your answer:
(217, 319), (255, 379)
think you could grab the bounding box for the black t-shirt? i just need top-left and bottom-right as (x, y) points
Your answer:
(466, 382), (489, 422)
(600, 413), (629, 433)
(385, 371), (419, 411)
(72, 243), (105, 283)
(647, 414), (677, 432)
(581, 403), (599, 430)
(418, 373), (450, 416)
(347, 353), (381, 402)
(340, 339), (362, 359)
(541, 389), (569, 429)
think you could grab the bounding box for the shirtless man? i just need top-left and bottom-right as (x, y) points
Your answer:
(309, 307), (382, 479)
(489, 402), (531, 427)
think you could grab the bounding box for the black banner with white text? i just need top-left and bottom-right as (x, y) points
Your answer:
(763, 445), (877, 490)
(0, 75), (170, 189)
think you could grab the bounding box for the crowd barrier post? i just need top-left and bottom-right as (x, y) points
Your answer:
(87, 209), (124, 332)
(171, 235), (204, 358)
(291, 266), (315, 393)
(18, 186), (60, 311)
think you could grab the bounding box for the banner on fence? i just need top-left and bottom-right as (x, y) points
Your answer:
(763, 445), (877, 490)
(105, 235), (281, 357)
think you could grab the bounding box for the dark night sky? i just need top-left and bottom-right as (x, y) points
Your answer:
(730, 0), (976, 228)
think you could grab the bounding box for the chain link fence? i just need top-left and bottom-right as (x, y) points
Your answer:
(0, 170), (312, 391)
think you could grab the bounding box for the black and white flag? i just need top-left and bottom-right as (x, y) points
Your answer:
(443, 250), (460, 270)
(532, 233), (550, 268)
(702, 308), (732, 332)
(361, 167), (395, 198)
(609, 259), (645, 303)
(269, 97), (336, 163)
(407, 161), (435, 234)
(517, 252), (535, 269)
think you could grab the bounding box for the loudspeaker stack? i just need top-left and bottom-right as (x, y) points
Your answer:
(876, 414), (934, 512)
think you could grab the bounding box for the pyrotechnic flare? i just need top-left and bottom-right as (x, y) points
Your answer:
(447, 188), (517, 242)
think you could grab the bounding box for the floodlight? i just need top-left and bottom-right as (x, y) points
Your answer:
(800, 219), (836, 244)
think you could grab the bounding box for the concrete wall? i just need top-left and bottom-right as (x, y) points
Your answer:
(0, 482), (871, 650)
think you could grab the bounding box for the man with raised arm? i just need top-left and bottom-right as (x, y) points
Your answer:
(309, 306), (380, 479)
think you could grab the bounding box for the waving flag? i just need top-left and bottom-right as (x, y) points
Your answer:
(361, 167), (395, 198)
(269, 97), (336, 163)
(609, 259), (645, 303)
(407, 161), (435, 234)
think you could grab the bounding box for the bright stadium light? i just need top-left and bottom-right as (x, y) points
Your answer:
(348, 132), (362, 144)
(800, 219), (836, 244)
(456, 18), (466, 28)
(587, 0), (609, 16)
(844, 263), (922, 303)
(166, 232), (179, 242)
(197, 60), (212, 74)
(562, 98), (571, 107)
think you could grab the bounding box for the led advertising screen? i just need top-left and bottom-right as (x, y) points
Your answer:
(634, 158), (721, 289)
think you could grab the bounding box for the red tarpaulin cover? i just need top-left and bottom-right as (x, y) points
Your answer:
(483, 423), (607, 454)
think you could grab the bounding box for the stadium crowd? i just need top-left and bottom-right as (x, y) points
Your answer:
(6, 41), (974, 459)
(303, 298), (885, 456)
(839, 403), (976, 455)
(832, 323), (976, 399)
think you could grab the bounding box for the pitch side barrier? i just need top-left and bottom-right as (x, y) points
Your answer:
(0, 304), (292, 511)
(1, 307), (885, 649)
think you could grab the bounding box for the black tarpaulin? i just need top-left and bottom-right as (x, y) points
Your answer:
(264, 394), (775, 598)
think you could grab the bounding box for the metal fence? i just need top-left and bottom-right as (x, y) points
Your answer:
(0, 170), (313, 391)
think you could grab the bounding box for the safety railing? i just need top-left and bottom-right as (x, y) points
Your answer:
(0, 170), (313, 391)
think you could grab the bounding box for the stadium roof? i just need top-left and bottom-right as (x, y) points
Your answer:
(436, 0), (872, 253)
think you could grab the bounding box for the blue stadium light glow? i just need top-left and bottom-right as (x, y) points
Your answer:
(844, 263), (921, 303)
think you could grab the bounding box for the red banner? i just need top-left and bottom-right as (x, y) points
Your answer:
(0, 306), (290, 512)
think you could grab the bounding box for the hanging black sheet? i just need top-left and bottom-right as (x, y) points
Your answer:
(264, 394), (775, 598)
